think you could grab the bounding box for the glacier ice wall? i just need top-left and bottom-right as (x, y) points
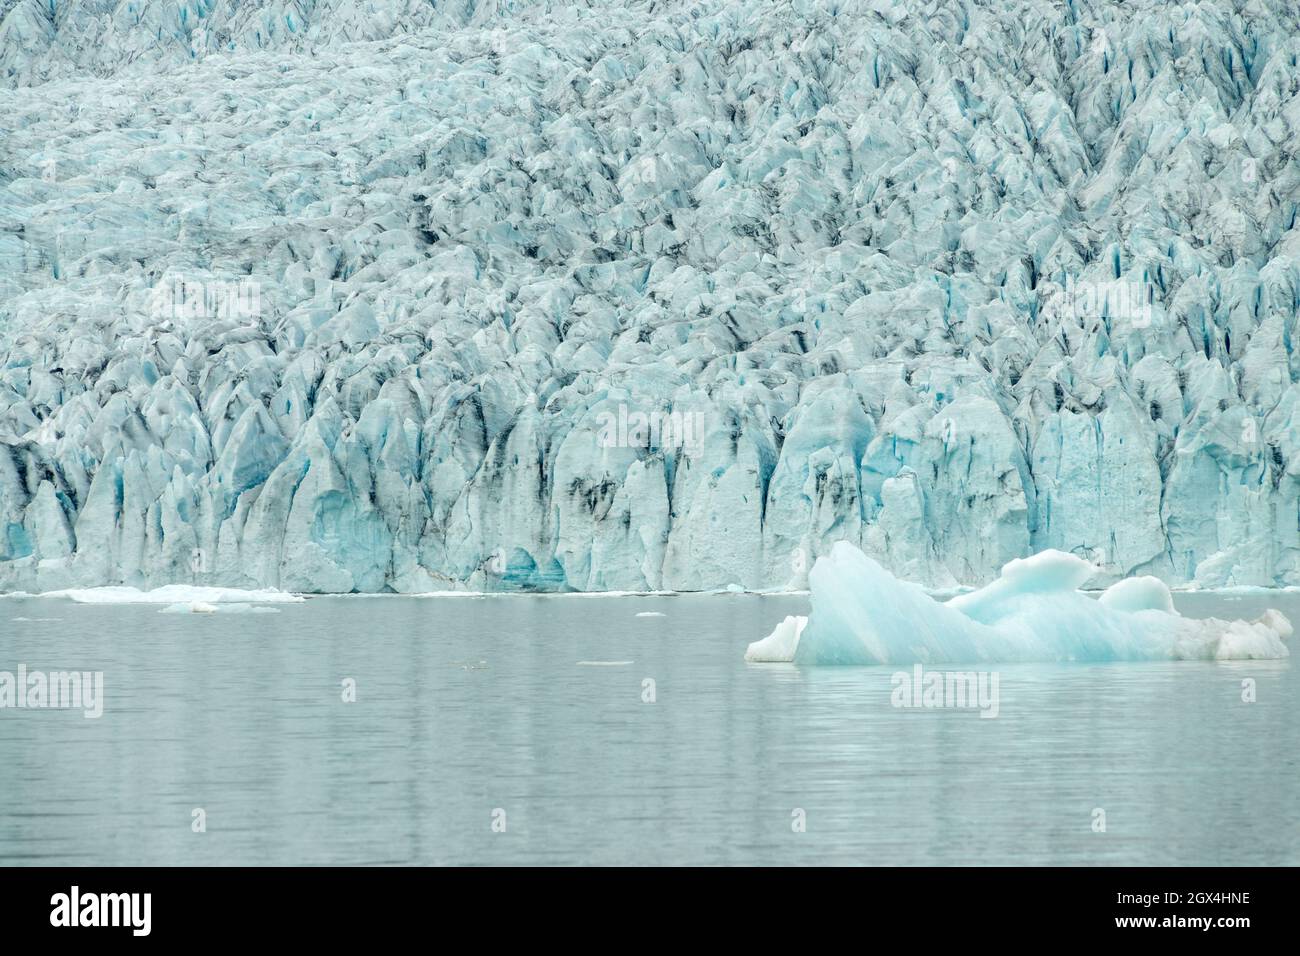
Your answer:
(2, 0), (1300, 593)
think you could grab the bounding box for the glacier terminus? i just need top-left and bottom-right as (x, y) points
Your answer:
(2, 0), (1300, 594)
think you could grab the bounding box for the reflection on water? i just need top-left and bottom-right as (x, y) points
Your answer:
(0, 591), (1295, 865)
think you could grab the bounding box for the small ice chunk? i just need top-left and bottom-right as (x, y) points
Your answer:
(161, 601), (218, 614)
(160, 601), (278, 614)
(745, 615), (807, 662)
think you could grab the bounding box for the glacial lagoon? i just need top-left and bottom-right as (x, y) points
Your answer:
(0, 591), (1295, 865)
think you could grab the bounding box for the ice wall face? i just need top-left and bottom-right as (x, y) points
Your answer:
(2, 0), (1300, 593)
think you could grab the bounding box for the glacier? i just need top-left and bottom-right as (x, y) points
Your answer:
(2, 0), (1300, 593)
(745, 543), (1293, 664)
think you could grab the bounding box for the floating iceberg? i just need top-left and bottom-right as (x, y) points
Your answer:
(158, 601), (280, 614)
(42, 585), (304, 605)
(746, 544), (1291, 664)
(160, 601), (218, 614)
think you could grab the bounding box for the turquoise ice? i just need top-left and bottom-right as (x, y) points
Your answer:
(747, 544), (1292, 664)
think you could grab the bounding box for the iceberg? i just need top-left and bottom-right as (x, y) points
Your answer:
(159, 600), (280, 613)
(744, 614), (808, 663)
(160, 601), (219, 614)
(746, 544), (1292, 664)
(41, 585), (304, 605)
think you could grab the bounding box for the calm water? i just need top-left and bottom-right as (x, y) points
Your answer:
(0, 590), (1295, 865)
